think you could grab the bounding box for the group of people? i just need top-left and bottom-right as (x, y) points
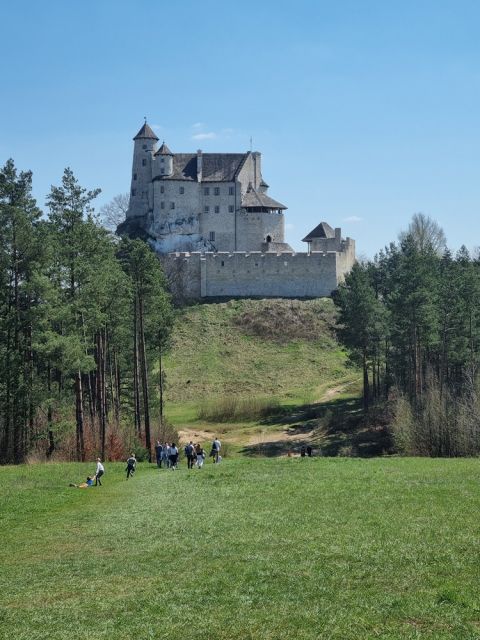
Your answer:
(70, 438), (223, 488)
(155, 437), (221, 470)
(69, 457), (105, 488)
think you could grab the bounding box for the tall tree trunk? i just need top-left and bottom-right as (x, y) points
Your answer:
(75, 370), (85, 461)
(362, 350), (369, 411)
(133, 292), (141, 437)
(113, 348), (120, 427)
(139, 295), (151, 461)
(97, 331), (106, 460)
(158, 346), (164, 422)
(46, 362), (54, 458)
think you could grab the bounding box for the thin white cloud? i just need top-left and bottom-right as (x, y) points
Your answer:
(192, 122), (205, 129)
(343, 216), (363, 223)
(151, 124), (163, 131)
(192, 132), (217, 140)
(285, 223), (295, 230)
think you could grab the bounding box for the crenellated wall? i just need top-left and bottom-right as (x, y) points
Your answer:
(167, 248), (355, 299)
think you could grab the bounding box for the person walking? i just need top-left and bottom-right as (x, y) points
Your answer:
(126, 453), (137, 479)
(306, 445), (313, 457)
(94, 458), (105, 486)
(165, 443), (171, 469)
(155, 441), (163, 468)
(162, 442), (170, 469)
(169, 443), (179, 470)
(211, 436), (221, 463)
(185, 441), (195, 469)
(195, 444), (206, 468)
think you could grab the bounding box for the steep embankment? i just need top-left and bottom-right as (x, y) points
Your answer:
(162, 299), (362, 451)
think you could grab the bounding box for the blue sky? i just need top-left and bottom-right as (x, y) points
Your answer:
(1, 0), (479, 256)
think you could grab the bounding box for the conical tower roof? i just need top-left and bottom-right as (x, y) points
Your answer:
(154, 141), (173, 156)
(133, 121), (159, 141)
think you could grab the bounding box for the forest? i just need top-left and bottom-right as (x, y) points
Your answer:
(2, 157), (479, 465)
(334, 214), (480, 456)
(0, 160), (173, 464)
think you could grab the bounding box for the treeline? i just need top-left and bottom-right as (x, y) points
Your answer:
(0, 160), (173, 464)
(334, 215), (480, 456)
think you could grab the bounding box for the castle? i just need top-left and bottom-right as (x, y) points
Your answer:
(118, 121), (356, 299)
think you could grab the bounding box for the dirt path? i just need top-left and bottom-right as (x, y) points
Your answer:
(178, 381), (357, 447)
(178, 428), (214, 444)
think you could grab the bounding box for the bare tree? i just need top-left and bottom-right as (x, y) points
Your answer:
(100, 193), (129, 231)
(399, 212), (446, 255)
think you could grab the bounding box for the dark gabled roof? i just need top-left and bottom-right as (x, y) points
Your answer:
(155, 142), (173, 155)
(302, 222), (335, 242)
(203, 153), (247, 182)
(133, 122), (159, 141)
(158, 153), (248, 182)
(241, 184), (287, 210)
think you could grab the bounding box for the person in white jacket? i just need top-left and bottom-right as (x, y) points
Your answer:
(94, 458), (105, 486)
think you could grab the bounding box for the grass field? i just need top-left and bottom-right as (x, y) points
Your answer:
(2, 457), (479, 639)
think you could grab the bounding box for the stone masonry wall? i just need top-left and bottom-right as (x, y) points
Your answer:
(167, 250), (350, 299)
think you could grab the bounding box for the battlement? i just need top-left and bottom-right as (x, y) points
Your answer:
(167, 242), (355, 299)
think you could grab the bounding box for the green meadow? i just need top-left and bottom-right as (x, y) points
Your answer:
(2, 457), (479, 639)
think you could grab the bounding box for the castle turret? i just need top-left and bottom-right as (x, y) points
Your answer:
(127, 121), (158, 219)
(153, 141), (174, 178)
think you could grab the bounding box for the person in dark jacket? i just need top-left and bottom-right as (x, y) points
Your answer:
(155, 441), (163, 468)
(185, 441), (196, 469)
(126, 453), (136, 479)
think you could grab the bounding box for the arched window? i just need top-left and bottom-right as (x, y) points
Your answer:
(266, 235), (272, 243)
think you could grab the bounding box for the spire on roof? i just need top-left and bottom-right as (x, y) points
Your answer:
(133, 121), (159, 141)
(155, 141), (173, 156)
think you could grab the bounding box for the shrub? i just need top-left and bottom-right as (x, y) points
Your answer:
(198, 396), (280, 422)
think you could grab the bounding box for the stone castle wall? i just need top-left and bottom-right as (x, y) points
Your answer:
(168, 241), (355, 299)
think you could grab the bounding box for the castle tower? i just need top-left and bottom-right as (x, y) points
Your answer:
(127, 120), (159, 219)
(154, 142), (174, 177)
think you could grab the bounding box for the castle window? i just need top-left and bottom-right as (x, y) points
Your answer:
(266, 235), (272, 243)
(142, 144), (147, 149)
(214, 206), (220, 214)
(160, 158), (165, 163)
(209, 231), (215, 241)
(229, 187), (234, 195)
(204, 206), (210, 213)
(221, 261), (225, 266)
(161, 201), (165, 209)
(179, 187), (185, 194)
(170, 202), (175, 209)
(160, 169), (165, 174)
(204, 187), (210, 196)
(133, 173), (137, 180)
(214, 187), (220, 196)
(131, 188), (136, 196)
(142, 159), (147, 166)
(160, 186), (164, 194)
(228, 205), (234, 213)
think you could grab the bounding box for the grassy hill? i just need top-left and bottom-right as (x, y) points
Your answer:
(161, 298), (363, 452)
(2, 458), (479, 639)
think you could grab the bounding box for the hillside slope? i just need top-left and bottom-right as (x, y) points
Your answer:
(162, 299), (362, 449)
